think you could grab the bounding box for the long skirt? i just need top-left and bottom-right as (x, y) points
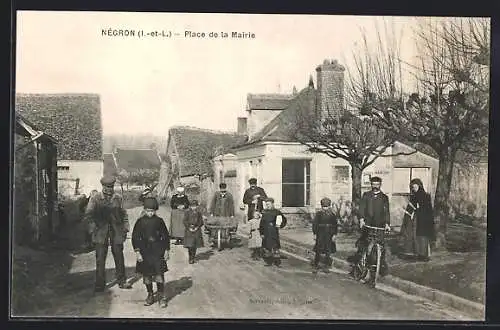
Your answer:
(400, 215), (417, 255)
(170, 209), (186, 239)
(415, 236), (431, 258)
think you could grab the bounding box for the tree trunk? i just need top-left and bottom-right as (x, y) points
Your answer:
(433, 147), (457, 250)
(351, 164), (363, 207)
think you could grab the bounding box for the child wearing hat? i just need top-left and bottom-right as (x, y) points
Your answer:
(312, 197), (338, 274)
(248, 211), (263, 260)
(132, 197), (171, 307)
(259, 197), (287, 267)
(183, 199), (205, 264)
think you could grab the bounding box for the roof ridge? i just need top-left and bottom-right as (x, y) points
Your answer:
(16, 93), (101, 97)
(247, 93), (295, 99)
(169, 125), (239, 136)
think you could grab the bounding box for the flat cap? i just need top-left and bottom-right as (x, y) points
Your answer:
(320, 197), (332, 207)
(100, 176), (116, 186)
(248, 178), (257, 184)
(264, 197), (275, 203)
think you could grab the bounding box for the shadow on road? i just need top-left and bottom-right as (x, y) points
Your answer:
(196, 250), (215, 261)
(11, 243), (138, 317)
(164, 276), (193, 303)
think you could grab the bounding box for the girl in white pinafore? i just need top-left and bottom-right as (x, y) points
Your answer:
(248, 211), (263, 260)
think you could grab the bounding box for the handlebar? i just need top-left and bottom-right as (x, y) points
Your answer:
(363, 225), (388, 231)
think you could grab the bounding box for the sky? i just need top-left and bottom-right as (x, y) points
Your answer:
(16, 12), (424, 136)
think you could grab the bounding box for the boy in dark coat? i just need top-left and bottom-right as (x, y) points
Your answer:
(312, 197), (338, 274)
(259, 198), (287, 267)
(183, 200), (205, 264)
(132, 197), (171, 307)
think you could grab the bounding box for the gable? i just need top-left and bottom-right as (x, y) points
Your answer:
(245, 87), (317, 145)
(15, 93), (103, 161)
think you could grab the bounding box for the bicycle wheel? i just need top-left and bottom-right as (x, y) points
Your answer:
(217, 229), (223, 251)
(353, 250), (368, 281)
(371, 243), (382, 288)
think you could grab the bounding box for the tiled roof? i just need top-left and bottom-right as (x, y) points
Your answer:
(115, 148), (161, 172)
(168, 126), (247, 177)
(103, 153), (117, 176)
(247, 93), (295, 110)
(244, 87), (318, 145)
(15, 93), (102, 160)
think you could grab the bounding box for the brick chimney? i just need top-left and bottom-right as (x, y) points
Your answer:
(316, 59), (345, 119)
(237, 117), (247, 135)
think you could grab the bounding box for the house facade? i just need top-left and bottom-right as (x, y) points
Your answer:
(14, 113), (58, 244)
(158, 126), (246, 208)
(16, 94), (104, 197)
(222, 59), (439, 229)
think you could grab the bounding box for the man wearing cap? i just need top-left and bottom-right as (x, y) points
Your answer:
(208, 183), (236, 236)
(84, 176), (132, 292)
(170, 186), (190, 244)
(348, 176), (391, 284)
(243, 178), (267, 223)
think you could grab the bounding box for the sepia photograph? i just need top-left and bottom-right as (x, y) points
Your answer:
(11, 11), (489, 321)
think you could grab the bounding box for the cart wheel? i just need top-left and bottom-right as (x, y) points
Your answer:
(217, 229), (223, 251)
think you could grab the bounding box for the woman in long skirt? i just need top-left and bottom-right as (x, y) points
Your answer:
(401, 178), (435, 261)
(170, 186), (190, 244)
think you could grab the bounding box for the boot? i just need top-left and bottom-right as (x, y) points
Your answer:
(144, 292), (154, 306)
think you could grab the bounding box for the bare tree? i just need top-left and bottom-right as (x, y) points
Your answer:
(354, 17), (490, 247)
(288, 81), (415, 206)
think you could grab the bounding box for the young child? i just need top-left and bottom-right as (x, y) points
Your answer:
(259, 198), (287, 267)
(183, 200), (205, 264)
(248, 211), (263, 260)
(312, 197), (338, 274)
(132, 197), (171, 307)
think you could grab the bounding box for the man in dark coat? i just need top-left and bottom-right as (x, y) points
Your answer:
(183, 200), (205, 264)
(170, 186), (190, 244)
(259, 198), (287, 267)
(208, 183), (236, 236)
(243, 178), (267, 222)
(348, 176), (391, 282)
(132, 197), (170, 307)
(84, 176), (133, 292)
(312, 197), (338, 273)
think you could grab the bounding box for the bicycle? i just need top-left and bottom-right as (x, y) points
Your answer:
(351, 224), (388, 288)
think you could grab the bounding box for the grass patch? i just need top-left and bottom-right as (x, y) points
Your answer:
(390, 252), (485, 304)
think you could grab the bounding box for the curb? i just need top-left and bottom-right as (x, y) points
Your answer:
(277, 237), (484, 319)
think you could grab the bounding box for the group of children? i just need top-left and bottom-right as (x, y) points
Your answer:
(132, 191), (340, 307)
(246, 196), (338, 272)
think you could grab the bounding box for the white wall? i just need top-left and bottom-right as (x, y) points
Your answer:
(57, 160), (103, 196)
(246, 110), (282, 138)
(235, 142), (435, 228)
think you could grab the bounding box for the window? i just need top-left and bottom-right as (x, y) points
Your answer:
(57, 166), (70, 171)
(333, 166), (349, 183)
(393, 167), (430, 194)
(282, 159), (311, 207)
